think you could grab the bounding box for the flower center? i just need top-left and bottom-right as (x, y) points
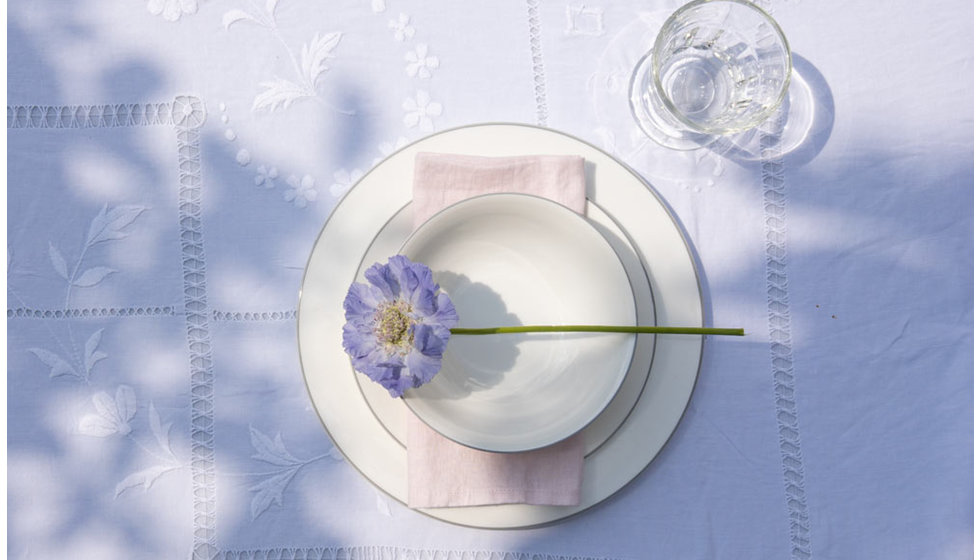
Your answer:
(374, 299), (414, 351)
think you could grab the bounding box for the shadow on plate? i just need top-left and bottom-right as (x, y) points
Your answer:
(426, 271), (521, 399)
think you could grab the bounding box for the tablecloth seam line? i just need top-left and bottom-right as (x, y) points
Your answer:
(171, 99), (219, 559)
(760, 111), (813, 560)
(211, 309), (297, 321)
(216, 546), (625, 560)
(7, 102), (176, 128)
(525, 0), (549, 127)
(7, 306), (178, 319)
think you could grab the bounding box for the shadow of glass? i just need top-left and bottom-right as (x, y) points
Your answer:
(420, 271), (521, 399)
(709, 54), (835, 167)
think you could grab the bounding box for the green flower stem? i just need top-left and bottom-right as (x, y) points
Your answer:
(450, 325), (744, 336)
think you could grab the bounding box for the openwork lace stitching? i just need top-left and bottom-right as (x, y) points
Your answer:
(7, 306), (176, 319)
(525, 0), (549, 126)
(218, 547), (621, 560)
(7, 103), (175, 128)
(760, 113), (812, 559)
(212, 309), (297, 321)
(171, 103), (220, 560)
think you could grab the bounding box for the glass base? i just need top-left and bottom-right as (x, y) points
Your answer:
(628, 51), (717, 151)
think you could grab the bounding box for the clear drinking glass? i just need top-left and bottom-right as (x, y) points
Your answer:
(629, 0), (792, 150)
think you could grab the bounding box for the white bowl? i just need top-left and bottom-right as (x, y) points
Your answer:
(400, 193), (637, 453)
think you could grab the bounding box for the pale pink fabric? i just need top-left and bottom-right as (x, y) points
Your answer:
(411, 152), (587, 225)
(406, 152), (587, 508)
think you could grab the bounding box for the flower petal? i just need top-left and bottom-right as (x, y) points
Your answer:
(434, 292), (459, 328)
(389, 256), (441, 315)
(342, 322), (378, 359)
(406, 325), (446, 386)
(407, 353), (442, 387)
(387, 255), (420, 299)
(416, 292), (458, 337)
(412, 323), (447, 358)
(343, 282), (382, 322)
(379, 369), (416, 397)
(364, 260), (401, 300)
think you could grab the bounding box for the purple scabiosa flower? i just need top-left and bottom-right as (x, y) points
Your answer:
(342, 255), (459, 397)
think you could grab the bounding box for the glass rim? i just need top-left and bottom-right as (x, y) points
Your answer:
(651, 0), (793, 135)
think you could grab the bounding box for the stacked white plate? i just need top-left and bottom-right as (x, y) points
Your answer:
(298, 123), (703, 528)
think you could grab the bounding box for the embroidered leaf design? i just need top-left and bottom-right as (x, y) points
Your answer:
(84, 329), (108, 372)
(86, 204), (147, 245)
(92, 390), (116, 418)
(249, 467), (300, 520)
(48, 242), (68, 279)
(28, 347), (78, 379)
(78, 412), (121, 437)
(72, 266), (116, 287)
(80, 386), (137, 436)
(266, 0), (279, 16)
(114, 385), (137, 425)
(222, 9), (262, 30)
(301, 33), (342, 89)
(148, 402), (176, 460)
(252, 78), (313, 112)
(114, 464), (177, 498)
(250, 425), (302, 466)
(326, 443), (344, 462)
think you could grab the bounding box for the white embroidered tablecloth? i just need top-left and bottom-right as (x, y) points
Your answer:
(7, 1), (973, 559)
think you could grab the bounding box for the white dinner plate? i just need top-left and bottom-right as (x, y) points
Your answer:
(298, 123), (704, 529)
(399, 193), (637, 453)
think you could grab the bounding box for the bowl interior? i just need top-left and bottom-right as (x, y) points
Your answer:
(400, 193), (637, 452)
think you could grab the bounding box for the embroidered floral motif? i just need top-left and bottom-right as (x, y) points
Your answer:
(388, 14), (416, 41)
(402, 90), (442, 132)
(236, 148), (252, 166)
(147, 0), (198, 22)
(565, 4), (604, 36)
(48, 204), (146, 300)
(247, 426), (342, 520)
(284, 174), (317, 208)
(374, 137), (409, 165)
(329, 169), (364, 197)
(27, 204), (145, 383)
(405, 44), (439, 79)
(114, 402), (183, 498)
(367, 0), (387, 13)
(78, 385), (137, 437)
(254, 165), (279, 189)
(222, 3), (347, 115)
(28, 329), (107, 382)
(251, 32), (344, 112)
(222, 0), (278, 30)
(252, 77), (311, 113)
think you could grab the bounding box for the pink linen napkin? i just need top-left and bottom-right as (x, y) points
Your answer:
(406, 152), (587, 508)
